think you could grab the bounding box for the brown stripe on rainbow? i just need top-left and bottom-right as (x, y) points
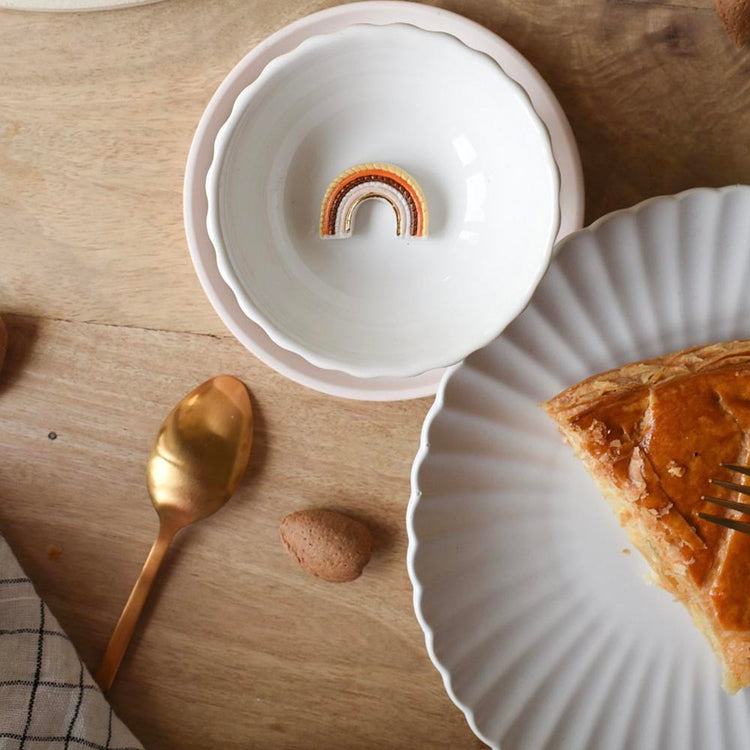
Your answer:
(320, 163), (428, 239)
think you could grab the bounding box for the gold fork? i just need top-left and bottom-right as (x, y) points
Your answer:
(699, 464), (750, 534)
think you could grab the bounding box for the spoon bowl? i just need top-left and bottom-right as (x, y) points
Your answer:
(147, 376), (253, 526)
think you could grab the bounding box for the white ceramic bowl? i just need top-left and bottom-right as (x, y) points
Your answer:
(207, 23), (560, 379)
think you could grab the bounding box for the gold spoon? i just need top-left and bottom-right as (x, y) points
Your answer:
(95, 375), (253, 692)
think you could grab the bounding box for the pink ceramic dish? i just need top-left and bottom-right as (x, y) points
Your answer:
(183, 1), (584, 400)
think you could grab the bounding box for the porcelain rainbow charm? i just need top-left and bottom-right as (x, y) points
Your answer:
(319, 163), (428, 239)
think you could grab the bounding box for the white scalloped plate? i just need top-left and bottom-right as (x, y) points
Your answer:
(408, 186), (750, 749)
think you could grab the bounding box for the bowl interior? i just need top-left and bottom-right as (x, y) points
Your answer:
(211, 24), (559, 377)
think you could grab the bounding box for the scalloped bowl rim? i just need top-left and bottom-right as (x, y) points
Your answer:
(206, 22), (561, 379)
(406, 184), (749, 749)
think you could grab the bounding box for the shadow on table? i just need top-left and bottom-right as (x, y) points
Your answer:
(0, 313), (40, 396)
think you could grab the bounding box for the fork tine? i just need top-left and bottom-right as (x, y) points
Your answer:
(702, 495), (750, 513)
(709, 479), (750, 496)
(722, 463), (750, 476)
(698, 513), (750, 535)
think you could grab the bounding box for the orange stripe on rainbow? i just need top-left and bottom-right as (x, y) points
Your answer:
(320, 163), (428, 239)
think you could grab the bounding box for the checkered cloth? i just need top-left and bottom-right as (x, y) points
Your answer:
(0, 535), (142, 750)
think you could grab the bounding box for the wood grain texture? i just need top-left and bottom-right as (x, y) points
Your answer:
(0, 0), (748, 747)
(0, 315), (476, 749)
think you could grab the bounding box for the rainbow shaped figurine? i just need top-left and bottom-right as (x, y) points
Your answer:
(319, 163), (428, 239)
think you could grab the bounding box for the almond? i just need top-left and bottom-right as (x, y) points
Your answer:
(714, 0), (750, 46)
(280, 509), (372, 583)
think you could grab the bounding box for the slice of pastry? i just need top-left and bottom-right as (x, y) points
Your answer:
(543, 339), (750, 692)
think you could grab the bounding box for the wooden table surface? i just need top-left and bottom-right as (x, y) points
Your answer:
(0, 1), (747, 747)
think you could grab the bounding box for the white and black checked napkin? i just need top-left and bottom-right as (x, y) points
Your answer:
(0, 535), (143, 750)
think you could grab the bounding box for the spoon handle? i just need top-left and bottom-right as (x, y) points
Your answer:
(95, 522), (177, 692)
